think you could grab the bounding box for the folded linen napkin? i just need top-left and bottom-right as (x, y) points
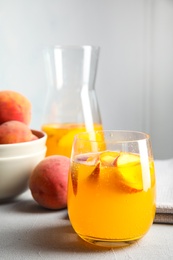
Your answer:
(154, 158), (173, 224)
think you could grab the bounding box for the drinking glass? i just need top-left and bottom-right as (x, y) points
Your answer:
(68, 130), (156, 247)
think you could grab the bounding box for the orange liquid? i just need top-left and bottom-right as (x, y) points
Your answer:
(42, 123), (103, 157)
(68, 151), (156, 244)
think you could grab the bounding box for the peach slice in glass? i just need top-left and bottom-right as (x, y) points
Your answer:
(71, 164), (78, 196)
(115, 152), (140, 167)
(99, 151), (120, 166)
(115, 153), (143, 192)
(90, 162), (100, 176)
(93, 151), (143, 192)
(86, 153), (100, 165)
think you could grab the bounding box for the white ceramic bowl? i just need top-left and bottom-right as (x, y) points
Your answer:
(0, 148), (46, 200)
(0, 129), (47, 158)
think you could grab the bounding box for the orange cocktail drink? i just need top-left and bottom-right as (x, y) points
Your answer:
(68, 130), (156, 247)
(42, 123), (103, 157)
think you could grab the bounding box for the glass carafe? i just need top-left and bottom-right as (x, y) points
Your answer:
(42, 45), (102, 157)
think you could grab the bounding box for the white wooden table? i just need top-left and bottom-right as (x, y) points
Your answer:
(0, 189), (173, 260)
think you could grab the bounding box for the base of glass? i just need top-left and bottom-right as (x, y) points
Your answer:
(79, 234), (140, 248)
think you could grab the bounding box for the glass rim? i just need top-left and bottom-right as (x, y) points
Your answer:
(74, 130), (150, 143)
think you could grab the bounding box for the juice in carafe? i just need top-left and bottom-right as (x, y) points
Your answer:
(42, 123), (103, 157)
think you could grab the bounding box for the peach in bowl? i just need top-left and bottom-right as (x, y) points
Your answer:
(0, 129), (47, 158)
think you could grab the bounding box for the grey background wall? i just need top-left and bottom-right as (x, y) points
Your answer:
(0, 0), (172, 159)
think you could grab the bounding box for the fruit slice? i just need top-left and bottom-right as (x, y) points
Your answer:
(88, 162), (100, 184)
(116, 152), (140, 166)
(115, 153), (143, 192)
(57, 128), (86, 157)
(100, 151), (120, 166)
(86, 151), (143, 193)
(87, 154), (100, 165)
(90, 162), (100, 176)
(71, 164), (78, 196)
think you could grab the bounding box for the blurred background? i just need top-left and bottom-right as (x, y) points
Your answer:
(0, 0), (172, 159)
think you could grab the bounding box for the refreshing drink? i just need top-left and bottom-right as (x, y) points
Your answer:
(42, 123), (103, 157)
(42, 46), (102, 158)
(68, 132), (156, 247)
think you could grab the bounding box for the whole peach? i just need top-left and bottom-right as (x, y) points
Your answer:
(29, 155), (70, 210)
(0, 90), (31, 125)
(0, 120), (33, 144)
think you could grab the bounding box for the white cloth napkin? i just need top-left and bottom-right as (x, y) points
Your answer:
(154, 158), (173, 224)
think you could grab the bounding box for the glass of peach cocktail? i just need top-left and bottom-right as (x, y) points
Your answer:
(67, 130), (156, 247)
